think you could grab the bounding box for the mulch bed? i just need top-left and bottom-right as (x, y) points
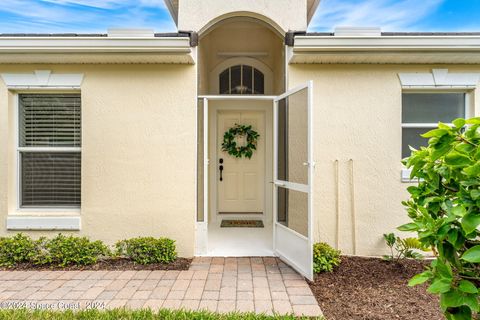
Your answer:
(309, 256), (443, 320)
(0, 258), (192, 271)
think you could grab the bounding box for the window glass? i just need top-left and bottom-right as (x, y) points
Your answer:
(19, 94), (81, 208)
(402, 128), (430, 158)
(242, 65), (253, 94)
(219, 65), (264, 95)
(230, 65), (242, 94)
(254, 68), (264, 94)
(21, 152), (81, 207)
(401, 93), (465, 159)
(219, 69), (229, 95)
(402, 93), (465, 123)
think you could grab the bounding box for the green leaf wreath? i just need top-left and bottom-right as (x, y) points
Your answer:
(221, 124), (260, 159)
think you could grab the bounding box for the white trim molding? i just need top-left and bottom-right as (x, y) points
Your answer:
(1, 70), (84, 89)
(399, 69), (480, 88)
(6, 216), (81, 231)
(291, 35), (480, 64)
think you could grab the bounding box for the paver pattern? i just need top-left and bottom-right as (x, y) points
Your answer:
(0, 257), (322, 317)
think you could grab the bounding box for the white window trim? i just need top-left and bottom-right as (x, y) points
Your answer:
(401, 90), (471, 183)
(6, 216), (81, 231)
(14, 91), (82, 215)
(1, 70), (83, 89)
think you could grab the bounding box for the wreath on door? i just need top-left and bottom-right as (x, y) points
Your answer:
(221, 124), (260, 159)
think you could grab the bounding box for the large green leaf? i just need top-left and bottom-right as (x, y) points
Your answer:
(445, 152), (472, 167)
(458, 280), (478, 294)
(422, 128), (448, 138)
(408, 271), (433, 286)
(428, 278), (452, 294)
(452, 206), (467, 217)
(397, 223), (419, 232)
(453, 118), (466, 128)
(441, 290), (479, 313)
(461, 213), (480, 234)
(461, 245), (480, 263)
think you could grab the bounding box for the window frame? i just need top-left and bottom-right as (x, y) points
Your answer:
(219, 64), (265, 95)
(401, 89), (472, 182)
(15, 90), (82, 212)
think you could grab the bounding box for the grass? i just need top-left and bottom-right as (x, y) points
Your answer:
(0, 308), (323, 320)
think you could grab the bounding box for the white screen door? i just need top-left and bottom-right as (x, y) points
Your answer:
(273, 81), (314, 280)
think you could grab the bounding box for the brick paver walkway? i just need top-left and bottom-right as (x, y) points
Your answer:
(0, 257), (322, 317)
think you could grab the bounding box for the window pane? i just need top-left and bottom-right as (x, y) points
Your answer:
(254, 68), (264, 94)
(19, 94), (81, 147)
(242, 65), (253, 94)
(230, 65), (241, 94)
(21, 152), (81, 207)
(219, 69), (229, 95)
(402, 128), (430, 158)
(277, 187), (308, 237)
(402, 93), (465, 124)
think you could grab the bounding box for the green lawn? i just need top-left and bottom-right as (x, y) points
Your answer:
(0, 308), (323, 320)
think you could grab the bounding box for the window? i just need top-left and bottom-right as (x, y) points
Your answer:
(18, 94), (81, 208)
(219, 64), (264, 95)
(401, 93), (466, 158)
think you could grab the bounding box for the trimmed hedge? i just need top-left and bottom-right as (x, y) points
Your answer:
(0, 233), (177, 268)
(115, 237), (177, 264)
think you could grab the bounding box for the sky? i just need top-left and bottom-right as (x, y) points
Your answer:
(0, 0), (478, 34)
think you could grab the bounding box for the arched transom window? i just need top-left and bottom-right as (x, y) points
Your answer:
(219, 65), (264, 95)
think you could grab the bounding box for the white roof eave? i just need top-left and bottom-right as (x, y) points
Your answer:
(0, 37), (194, 64)
(291, 35), (480, 64)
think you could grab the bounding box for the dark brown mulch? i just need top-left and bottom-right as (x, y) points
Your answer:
(0, 258), (192, 271)
(309, 256), (443, 320)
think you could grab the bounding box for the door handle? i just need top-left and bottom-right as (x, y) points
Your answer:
(219, 158), (224, 181)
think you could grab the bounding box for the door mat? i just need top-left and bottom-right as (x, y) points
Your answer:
(220, 220), (264, 228)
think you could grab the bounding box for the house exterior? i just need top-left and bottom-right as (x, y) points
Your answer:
(0, 0), (479, 279)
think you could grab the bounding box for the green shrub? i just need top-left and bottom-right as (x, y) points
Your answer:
(35, 234), (110, 267)
(401, 117), (480, 319)
(313, 242), (341, 273)
(382, 233), (427, 262)
(115, 237), (177, 264)
(0, 233), (38, 267)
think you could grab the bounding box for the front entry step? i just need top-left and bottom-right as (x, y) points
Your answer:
(219, 211), (263, 215)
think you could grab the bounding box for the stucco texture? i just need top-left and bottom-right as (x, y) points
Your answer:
(0, 64), (197, 257)
(178, 0), (307, 34)
(288, 64), (480, 256)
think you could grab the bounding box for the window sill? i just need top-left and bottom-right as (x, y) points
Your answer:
(401, 168), (424, 183)
(6, 215), (81, 231)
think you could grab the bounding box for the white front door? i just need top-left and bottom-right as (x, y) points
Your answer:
(273, 81), (314, 280)
(217, 110), (265, 215)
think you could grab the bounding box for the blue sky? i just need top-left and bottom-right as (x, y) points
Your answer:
(0, 0), (478, 34)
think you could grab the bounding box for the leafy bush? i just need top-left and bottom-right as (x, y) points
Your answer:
(313, 242), (341, 273)
(115, 237), (177, 265)
(401, 117), (480, 319)
(34, 234), (110, 267)
(0, 233), (38, 267)
(383, 233), (427, 262)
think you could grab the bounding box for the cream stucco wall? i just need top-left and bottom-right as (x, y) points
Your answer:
(288, 64), (480, 256)
(0, 64), (197, 257)
(178, 0), (308, 35)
